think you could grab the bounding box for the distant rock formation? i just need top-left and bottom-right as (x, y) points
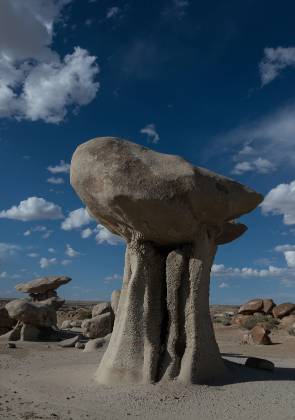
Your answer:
(3, 276), (71, 341)
(71, 136), (262, 385)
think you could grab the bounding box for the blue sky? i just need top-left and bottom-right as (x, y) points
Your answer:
(1, 0), (295, 304)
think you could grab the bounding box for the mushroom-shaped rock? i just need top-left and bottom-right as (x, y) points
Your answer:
(15, 276), (71, 295)
(71, 137), (263, 385)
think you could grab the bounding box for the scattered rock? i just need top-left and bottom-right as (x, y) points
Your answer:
(250, 325), (272, 345)
(92, 302), (111, 318)
(82, 312), (113, 339)
(83, 334), (111, 352)
(238, 299), (263, 315)
(58, 336), (80, 348)
(0, 306), (16, 335)
(7, 342), (16, 349)
(273, 303), (295, 319)
(75, 341), (85, 349)
(245, 357), (274, 371)
(61, 320), (72, 329)
(241, 333), (253, 345)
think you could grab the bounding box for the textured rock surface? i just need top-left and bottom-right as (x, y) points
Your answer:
(6, 300), (57, 327)
(273, 303), (295, 319)
(16, 276), (71, 294)
(83, 334), (111, 352)
(238, 299), (263, 315)
(0, 306), (16, 335)
(58, 336), (80, 348)
(71, 137), (262, 385)
(250, 326), (272, 345)
(92, 302), (111, 318)
(262, 299), (275, 314)
(111, 290), (121, 316)
(82, 312), (113, 339)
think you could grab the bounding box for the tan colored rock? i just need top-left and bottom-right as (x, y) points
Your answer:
(278, 315), (295, 329)
(71, 137), (262, 385)
(92, 302), (111, 318)
(82, 313), (113, 339)
(0, 307), (16, 335)
(111, 290), (121, 316)
(238, 299), (263, 315)
(232, 314), (255, 329)
(15, 276), (71, 294)
(58, 335), (80, 348)
(5, 300), (56, 327)
(262, 299), (275, 314)
(273, 303), (295, 318)
(83, 334), (111, 352)
(250, 325), (272, 345)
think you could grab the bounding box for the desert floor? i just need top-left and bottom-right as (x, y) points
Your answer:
(0, 323), (295, 420)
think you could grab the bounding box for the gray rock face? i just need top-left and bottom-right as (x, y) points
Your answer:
(71, 137), (263, 385)
(0, 307), (16, 335)
(111, 290), (121, 316)
(6, 300), (56, 327)
(83, 334), (111, 352)
(92, 302), (111, 318)
(71, 137), (262, 246)
(82, 312), (113, 339)
(16, 276), (71, 294)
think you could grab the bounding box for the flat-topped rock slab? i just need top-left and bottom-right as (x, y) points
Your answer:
(15, 276), (71, 294)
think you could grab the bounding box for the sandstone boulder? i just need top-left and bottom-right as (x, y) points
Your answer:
(15, 276), (71, 294)
(82, 312), (113, 339)
(262, 299), (275, 314)
(58, 335), (80, 348)
(238, 299), (263, 315)
(61, 320), (72, 329)
(83, 334), (111, 352)
(6, 300), (56, 327)
(92, 302), (111, 318)
(111, 290), (121, 316)
(0, 306), (16, 335)
(250, 325), (272, 345)
(273, 303), (295, 318)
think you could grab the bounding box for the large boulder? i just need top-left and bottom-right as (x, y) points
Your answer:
(15, 276), (71, 295)
(82, 312), (113, 339)
(71, 137), (262, 246)
(238, 299), (263, 315)
(262, 299), (275, 314)
(92, 302), (111, 318)
(5, 300), (56, 327)
(250, 325), (272, 345)
(0, 306), (16, 335)
(273, 303), (295, 319)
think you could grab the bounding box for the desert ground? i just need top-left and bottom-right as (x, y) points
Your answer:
(0, 302), (294, 420)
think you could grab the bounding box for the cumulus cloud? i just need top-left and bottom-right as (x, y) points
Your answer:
(104, 273), (122, 283)
(140, 123), (160, 144)
(0, 1), (99, 123)
(81, 228), (92, 239)
(106, 6), (121, 19)
(261, 180), (295, 225)
(95, 225), (123, 245)
(23, 225), (52, 239)
(47, 160), (70, 174)
(231, 158), (275, 175)
(47, 176), (64, 185)
(211, 105), (295, 173)
(65, 244), (80, 257)
(61, 207), (93, 230)
(284, 251), (295, 268)
(0, 197), (63, 221)
(219, 282), (229, 288)
(27, 252), (39, 258)
(259, 47), (295, 86)
(211, 263), (287, 278)
(40, 256), (57, 268)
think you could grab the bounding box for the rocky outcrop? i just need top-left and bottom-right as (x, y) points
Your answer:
(2, 276), (71, 341)
(111, 290), (121, 316)
(92, 302), (111, 318)
(238, 299), (263, 315)
(0, 306), (16, 335)
(71, 136), (262, 385)
(82, 312), (113, 339)
(273, 303), (295, 319)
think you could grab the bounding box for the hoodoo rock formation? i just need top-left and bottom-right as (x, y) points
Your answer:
(71, 137), (263, 385)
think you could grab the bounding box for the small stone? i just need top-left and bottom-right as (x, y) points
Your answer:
(250, 325), (272, 345)
(75, 341), (85, 349)
(58, 336), (80, 348)
(92, 302), (111, 318)
(245, 357), (274, 371)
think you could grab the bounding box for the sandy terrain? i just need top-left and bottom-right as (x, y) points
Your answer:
(0, 322), (295, 420)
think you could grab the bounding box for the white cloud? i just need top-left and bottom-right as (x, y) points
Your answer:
(284, 251), (295, 268)
(23, 225), (52, 239)
(48, 248), (55, 253)
(65, 244), (80, 257)
(61, 259), (71, 266)
(24, 230), (31, 236)
(40, 256), (57, 269)
(81, 227), (92, 239)
(0, 243), (20, 260)
(104, 273), (122, 283)
(219, 282), (229, 288)
(0, 197), (63, 221)
(106, 6), (121, 19)
(0, 272), (8, 279)
(212, 263), (288, 278)
(47, 176), (64, 184)
(47, 160), (70, 174)
(275, 244), (295, 252)
(231, 158), (276, 175)
(28, 252), (39, 258)
(259, 47), (295, 86)
(0, 1), (99, 123)
(61, 207), (93, 230)
(95, 224), (123, 245)
(140, 123), (160, 144)
(261, 180), (295, 225)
